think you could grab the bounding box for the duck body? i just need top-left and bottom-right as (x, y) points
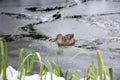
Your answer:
(55, 34), (75, 46)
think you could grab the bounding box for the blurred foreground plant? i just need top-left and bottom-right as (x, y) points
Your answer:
(0, 38), (115, 80)
(0, 38), (8, 80)
(69, 50), (113, 80)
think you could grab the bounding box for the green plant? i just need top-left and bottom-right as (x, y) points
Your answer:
(18, 48), (37, 75)
(18, 49), (43, 80)
(0, 38), (8, 80)
(97, 50), (113, 80)
(53, 58), (64, 77)
(117, 76), (120, 80)
(69, 69), (80, 80)
(83, 50), (113, 80)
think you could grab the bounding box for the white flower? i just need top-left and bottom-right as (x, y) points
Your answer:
(41, 72), (65, 80)
(6, 66), (19, 80)
(23, 74), (39, 80)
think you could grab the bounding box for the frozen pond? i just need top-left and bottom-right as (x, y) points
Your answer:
(0, 0), (120, 79)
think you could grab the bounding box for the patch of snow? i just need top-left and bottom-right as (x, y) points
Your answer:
(40, 15), (52, 22)
(6, 66), (65, 80)
(74, 0), (81, 5)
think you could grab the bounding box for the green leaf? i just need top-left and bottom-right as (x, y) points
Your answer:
(109, 67), (113, 80)
(97, 50), (103, 80)
(69, 69), (80, 80)
(0, 39), (8, 80)
(29, 50), (37, 74)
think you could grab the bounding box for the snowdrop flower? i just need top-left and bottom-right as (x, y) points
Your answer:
(23, 74), (40, 80)
(41, 72), (65, 80)
(6, 66), (19, 80)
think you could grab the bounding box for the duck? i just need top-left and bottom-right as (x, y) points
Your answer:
(55, 34), (75, 46)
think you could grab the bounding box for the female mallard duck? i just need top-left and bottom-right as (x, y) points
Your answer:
(55, 34), (75, 46)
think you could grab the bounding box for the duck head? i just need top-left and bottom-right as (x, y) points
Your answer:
(55, 34), (63, 44)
